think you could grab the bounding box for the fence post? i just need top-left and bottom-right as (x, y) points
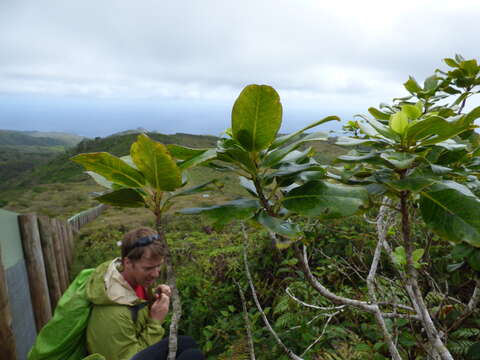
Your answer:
(51, 218), (68, 293)
(0, 242), (18, 360)
(18, 214), (52, 331)
(37, 216), (62, 310)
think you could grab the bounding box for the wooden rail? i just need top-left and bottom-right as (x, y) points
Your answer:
(0, 202), (108, 358)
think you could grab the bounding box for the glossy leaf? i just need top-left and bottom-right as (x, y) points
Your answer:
(380, 152), (417, 169)
(72, 152), (145, 188)
(283, 181), (368, 218)
(402, 104), (422, 120)
(418, 113), (475, 146)
(405, 116), (448, 143)
(95, 188), (146, 208)
(364, 116), (399, 141)
(239, 176), (258, 196)
(386, 177), (436, 192)
(390, 111), (409, 135)
(86, 171), (113, 189)
(256, 211), (301, 238)
(178, 199), (260, 229)
(262, 131), (328, 167)
(167, 180), (221, 200)
(130, 134), (182, 191)
(217, 139), (256, 172)
(420, 181), (480, 247)
(270, 115), (339, 150)
(404, 76), (422, 94)
(267, 162), (325, 179)
(178, 149), (216, 170)
(232, 84), (282, 151)
(368, 107), (391, 120)
(335, 137), (378, 146)
(444, 58), (459, 68)
(166, 144), (208, 160)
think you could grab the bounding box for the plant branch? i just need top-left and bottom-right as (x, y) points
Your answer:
(241, 224), (303, 360)
(234, 279), (256, 360)
(155, 211), (182, 360)
(300, 311), (339, 357)
(285, 287), (346, 312)
(399, 187), (453, 360)
(294, 243), (377, 312)
(367, 198), (403, 360)
(447, 277), (480, 333)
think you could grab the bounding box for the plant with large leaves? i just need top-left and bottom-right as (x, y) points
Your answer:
(332, 55), (480, 359)
(180, 84), (377, 359)
(180, 84), (367, 246)
(72, 133), (217, 360)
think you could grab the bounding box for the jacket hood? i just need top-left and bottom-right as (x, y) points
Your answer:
(86, 258), (143, 306)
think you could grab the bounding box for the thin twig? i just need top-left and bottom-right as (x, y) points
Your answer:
(285, 287), (346, 311)
(300, 311), (340, 357)
(241, 224), (303, 360)
(367, 198), (402, 360)
(234, 279), (256, 360)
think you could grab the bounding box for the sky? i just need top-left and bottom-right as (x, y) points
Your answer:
(0, 0), (479, 138)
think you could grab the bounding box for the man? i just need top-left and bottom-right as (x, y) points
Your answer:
(86, 227), (204, 360)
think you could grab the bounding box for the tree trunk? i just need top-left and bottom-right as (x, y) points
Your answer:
(155, 216), (182, 360)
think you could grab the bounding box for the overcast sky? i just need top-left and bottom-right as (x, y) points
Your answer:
(0, 0), (479, 138)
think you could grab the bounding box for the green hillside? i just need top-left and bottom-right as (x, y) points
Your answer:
(23, 130), (85, 146)
(0, 129), (75, 146)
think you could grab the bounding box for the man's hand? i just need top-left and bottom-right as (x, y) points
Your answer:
(150, 285), (171, 322)
(155, 284), (171, 298)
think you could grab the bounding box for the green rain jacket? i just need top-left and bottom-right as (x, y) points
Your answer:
(86, 259), (165, 360)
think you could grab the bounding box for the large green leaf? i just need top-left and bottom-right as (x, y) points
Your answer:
(390, 111), (409, 135)
(130, 134), (182, 191)
(385, 177), (436, 193)
(464, 106), (480, 124)
(262, 131), (328, 167)
(405, 116), (448, 143)
(95, 188), (146, 208)
(178, 149), (216, 170)
(404, 76), (423, 94)
(267, 162), (325, 179)
(217, 139), (256, 172)
(72, 152), (145, 188)
(364, 116), (400, 141)
(166, 144), (208, 160)
(420, 181), (480, 247)
(419, 115), (474, 146)
(232, 84), (282, 151)
(269, 116), (339, 150)
(380, 152), (417, 169)
(335, 137), (379, 146)
(178, 199), (260, 229)
(166, 180), (221, 200)
(282, 181), (368, 218)
(256, 211), (301, 238)
(86, 171), (113, 189)
(368, 107), (391, 120)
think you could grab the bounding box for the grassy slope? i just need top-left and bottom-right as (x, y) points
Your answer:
(0, 130), (71, 146)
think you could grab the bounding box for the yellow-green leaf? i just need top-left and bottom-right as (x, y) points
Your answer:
(402, 104), (422, 120)
(390, 111), (409, 134)
(232, 84), (282, 151)
(71, 152), (145, 188)
(130, 134), (182, 191)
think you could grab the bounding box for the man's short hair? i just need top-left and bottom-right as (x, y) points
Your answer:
(121, 227), (165, 261)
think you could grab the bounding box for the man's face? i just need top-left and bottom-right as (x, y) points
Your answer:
(124, 253), (163, 288)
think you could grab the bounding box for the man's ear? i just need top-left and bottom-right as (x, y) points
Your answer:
(123, 257), (133, 269)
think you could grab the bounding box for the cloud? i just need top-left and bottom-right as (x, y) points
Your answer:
(1, 0), (479, 134)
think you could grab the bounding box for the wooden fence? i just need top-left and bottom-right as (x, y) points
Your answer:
(0, 203), (106, 359)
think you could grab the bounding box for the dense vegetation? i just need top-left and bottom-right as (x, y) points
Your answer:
(6, 56), (480, 359)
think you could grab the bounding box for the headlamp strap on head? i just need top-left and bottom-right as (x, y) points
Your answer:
(131, 234), (160, 249)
